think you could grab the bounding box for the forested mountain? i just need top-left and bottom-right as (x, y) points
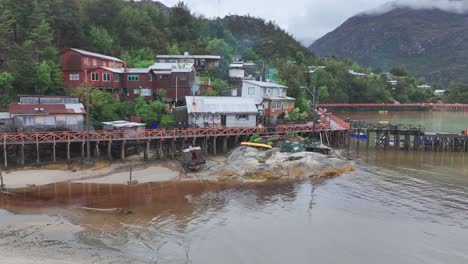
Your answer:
(309, 7), (468, 87)
(0, 0), (465, 110)
(0, 0), (317, 107)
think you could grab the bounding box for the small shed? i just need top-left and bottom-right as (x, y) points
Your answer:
(102, 120), (146, 131)
(186, 96), (259, 128)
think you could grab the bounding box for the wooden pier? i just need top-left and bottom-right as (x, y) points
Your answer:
(350, 122), (468, 152)
(0, 123), (349, 168)
(320, 103), (468, 112)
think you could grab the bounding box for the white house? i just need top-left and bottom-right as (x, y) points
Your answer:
(417, 84), (431, 89)
(186, 96), (258, 128)
(241, 80), (289, 104)
(434, 90), (446, 96)
(228, 63), (245, 79)
(241, 80), (295, 125)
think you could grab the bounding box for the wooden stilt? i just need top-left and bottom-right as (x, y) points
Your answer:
(213, 137), (217, 155)
(67, 142), (71, 160)
(223, 137), (228, 153)
(108, 141), (112, 161)
(36, 141), (40, 164)
(21, 144), (25, 166)
(144, 140), (150, 161)
(3, 143), (7, 168)
(121, 141), (126, 161)
(53, 142), (57, 162)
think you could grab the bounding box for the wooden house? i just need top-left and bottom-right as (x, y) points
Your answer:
(156, 52), (221, 71)
(61, 48), (123, 88)
(8, 96), (86, 132)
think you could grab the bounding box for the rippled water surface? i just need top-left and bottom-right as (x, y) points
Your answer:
(0, 111), (467, 263)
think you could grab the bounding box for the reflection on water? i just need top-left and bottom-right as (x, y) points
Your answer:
(0, 111), (468, 263)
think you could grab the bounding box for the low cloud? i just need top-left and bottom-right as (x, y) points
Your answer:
(364, 0), (468, 15)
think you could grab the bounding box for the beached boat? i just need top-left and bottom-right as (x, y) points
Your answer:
(180, 146), (206, 171)
(350, 132), (368, 140)
(240, 142), (273, 149)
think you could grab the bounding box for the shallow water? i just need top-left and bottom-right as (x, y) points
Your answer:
(0, 111), (467, 263)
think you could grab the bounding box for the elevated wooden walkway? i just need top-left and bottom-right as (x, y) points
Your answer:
(0, 123), (349, 168)
(320, 103), (468, 112)
(350, 122), (468, 152)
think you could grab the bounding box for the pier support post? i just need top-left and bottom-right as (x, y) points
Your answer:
(171, 139), (175, 159)
(36, 142), (40, 164)
(3, 143), (7, 168)
(213, 137), (217, 155)
(144, 140), (150, 161)
(121, 141), (126, 161)
(108, 141), (112, 161)
(158, 140), (163, 160)
(95, 142), (101, 158)
(192, 137), (196, 147)
(67, 142), (71, 161)
(223, 137), (228, 153)
(21, 144), (25, 166)
(53, 142), (57, 162)
(81, 143), (85, 161)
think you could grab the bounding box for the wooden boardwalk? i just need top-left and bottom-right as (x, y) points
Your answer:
(320, 103), (468, 112)
(350, 122), (468, 152)
(0, 123), (349, 167)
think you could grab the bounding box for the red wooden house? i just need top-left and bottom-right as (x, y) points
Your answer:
(61, 48), (124, 88)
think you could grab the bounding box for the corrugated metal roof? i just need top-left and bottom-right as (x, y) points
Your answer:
(99, 67), (150, 74)
(9, 103), (86, 115)
(263, 96), (296, 101)
(150, 62), (194, 73)
(157, 55), (221, 60)
(186, 96), (258, 114)
(68, 48), (123, 62)
(243, 80), (287, 89)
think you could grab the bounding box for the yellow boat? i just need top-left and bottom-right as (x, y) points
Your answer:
(240, 142), (273, 149)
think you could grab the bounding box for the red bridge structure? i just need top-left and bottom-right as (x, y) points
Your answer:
(319, 103), (468, 112)
(0, 122), (349, 168)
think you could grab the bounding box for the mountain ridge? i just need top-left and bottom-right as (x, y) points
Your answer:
(309, 7), (468, 86)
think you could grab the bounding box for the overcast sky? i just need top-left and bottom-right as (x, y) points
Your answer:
(158, 0), (468, 45)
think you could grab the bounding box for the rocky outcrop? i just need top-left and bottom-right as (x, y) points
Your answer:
(208, 146), (354, 181)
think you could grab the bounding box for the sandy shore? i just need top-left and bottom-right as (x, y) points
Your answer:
(1, 146), (354, 189)
(1, 161), (182, 188)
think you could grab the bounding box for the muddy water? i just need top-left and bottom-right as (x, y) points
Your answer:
(0, 111), (468, 264)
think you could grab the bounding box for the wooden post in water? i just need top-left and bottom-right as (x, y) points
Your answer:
(144, 140), (150, 161)
(213, 136), (217, 155)
(0, 166), (4, 191)
(36, 141), (40, 164)
(3, 143), (7, 168)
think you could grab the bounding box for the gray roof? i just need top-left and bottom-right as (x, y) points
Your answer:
(264, 96), (296, 101)
(186, 96), (258, 114)
(243, 80), (287, 89)
(69, 48), (123, 62)
(157, 54), (221, 60)
(150, 62), (194, 73)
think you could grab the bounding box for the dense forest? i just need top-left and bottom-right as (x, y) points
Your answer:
(0, 0), (466, 118)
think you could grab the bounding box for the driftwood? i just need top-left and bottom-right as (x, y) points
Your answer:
(79, 207), (133, 214)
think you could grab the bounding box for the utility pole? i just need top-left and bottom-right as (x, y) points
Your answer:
(85, 69), (91, 161)
(175, 75), (178, 106)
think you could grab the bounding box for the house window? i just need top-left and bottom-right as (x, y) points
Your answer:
(161, 75), (169, 80)
(84, 58), (90, 65)
(114, 74), (120, 82)
(236, 114), (248, 120)
(133, 89), (140, 95)
(128, 74), (139, 81)
(179, 74), (187, 81)
(92, 59), (97, 66)
(140, 88), (152, 96)
(103, 73), (111, 82)
(248, 87), (255, 95)
(69, 73), (80, 81)
(272, 101), (282, 109)
(148, 74), (153, 81)
(91, 72), (99, 81)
